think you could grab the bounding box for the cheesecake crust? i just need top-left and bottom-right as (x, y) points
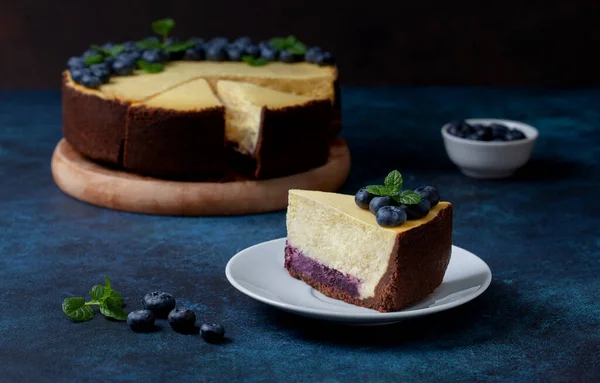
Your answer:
(124, 106), (226, 180)
(62, 73), (128, 166)
(285, 204), (453, 312)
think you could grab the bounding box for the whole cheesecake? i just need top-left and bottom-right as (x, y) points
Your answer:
(63, 57), (339, 180)
(285, 189), (453, 312)
(216, 80), (332, 179)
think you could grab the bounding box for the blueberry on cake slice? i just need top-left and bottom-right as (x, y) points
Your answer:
(284, 170), (453, 312)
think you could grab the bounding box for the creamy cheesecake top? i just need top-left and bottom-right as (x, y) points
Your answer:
(135, 78), (222, 111)
(217, 80), (320, 109)
(289, 189), (449, 234)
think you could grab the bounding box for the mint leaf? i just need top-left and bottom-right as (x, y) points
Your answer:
(99, 305), (128, 321)
(108, 44), (125, 56)
(136, 39), (163, 50)
(137, 60), (164, 73)
(100, 295), (127, 320)
(89, 285), (106, 301)
(108, 290), (124, 308)
(85, 54), (104, 66)
(152, 18), (175, 39)
(269, 37), (287, 50)
(91, 45), (108, 56)
(384, 170), (403, 193)
(165, 40), (195, 53)
(62, 298), (95, 322)
(395, 190), (422, 205)
(366, 185), (392, 196)
(242, 55), (267, 67)
(104, 275), (112, 290)
(287, 41), (307, 55)
(285, 35), (297, 46)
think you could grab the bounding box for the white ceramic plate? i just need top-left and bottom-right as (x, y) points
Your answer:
(225, 238), (492, 325)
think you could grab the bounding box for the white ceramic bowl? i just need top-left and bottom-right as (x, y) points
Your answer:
(441, 118), (538, 179)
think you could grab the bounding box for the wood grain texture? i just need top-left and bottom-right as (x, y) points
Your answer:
(51, 138), (351, 216)
(1, 0), (599, 88)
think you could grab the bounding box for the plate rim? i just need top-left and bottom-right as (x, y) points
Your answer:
(225, 237), (492, 321)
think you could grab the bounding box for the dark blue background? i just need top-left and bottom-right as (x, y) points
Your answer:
(0, 88), (598, 382)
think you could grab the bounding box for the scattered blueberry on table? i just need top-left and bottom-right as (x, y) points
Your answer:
(447, 120), (527, 141)
(142, 291), (176, 318)
(200, 324), (226, 343)
(127, 309), (156, 332)
(168, 308), (197, 333)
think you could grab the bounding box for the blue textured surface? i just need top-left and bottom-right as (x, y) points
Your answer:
(0, 88), (599, 382)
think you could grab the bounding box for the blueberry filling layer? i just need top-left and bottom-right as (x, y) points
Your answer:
(284, 241), (361, 298)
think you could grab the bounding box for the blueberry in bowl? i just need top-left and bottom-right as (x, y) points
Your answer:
(441, 118), (538, 179)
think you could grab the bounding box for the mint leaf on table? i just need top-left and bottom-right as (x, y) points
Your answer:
(62, 276), (127, 322)
(62, 297), (95, 322)
(165, 40), (196, 53)
(395, 190), (422, 205)
(89, 285), (106, 301)
(136, 39), (163, 50)
(384, 170), (403, 192)
(242, 55), (267, 67)
(152, 18), (175, 40)
(137, 60), (164, 73)
(85, 54), (104, 66)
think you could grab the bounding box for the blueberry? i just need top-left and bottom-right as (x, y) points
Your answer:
(142, 49), (168, 63)
(505, 129), (526, 141)
(369, 196), (397, 214)
(168, 308), (197, 333)
(67, 56), (86, 70)
(458, 121), (475, 136)
(183, 46), (205, 61)
(142, 36), (160, 43)
(490, 123), (509, 138)
(279, 50), (302, 63)
(200, 323), (225, 343)
(206, 45), (227, 61)
(142, 291), (176, 318)
(244, 44), (260, 58)
(305, 46), (322, 63)
(491, 137), (506, 142)
(414, 186), (440, 206)
(190, 37), (205, 48)
(80, 74), (101, 89)
(232, 36), (252, 48)
(101, 42), (114, 51)
(70, 68), (91, 83)
(355, 188), (375, 209)
(127, 309), (156, 332)
(315, 51), (335, 65)
(466, 133), (483, 141)
(403, 199), (431, 220)
(103, 56), (116, 70)
(123, 41), (139, 52)
(208, 37), (229, 48)
(166, 37), (180, 46)
(226, 45), (243, 61)
(120, 50), (141, 62)
(376, 206), (407, 227)
(474, 125), (493, 141)
(90, 63), (110, 84)
(260, 46), (279, 61)
(111, 59), (135, 76)
(82, 48), (99, 58)
(446, 120), (463, 137)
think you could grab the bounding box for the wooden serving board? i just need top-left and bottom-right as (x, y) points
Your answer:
(51, 138), (351, 216)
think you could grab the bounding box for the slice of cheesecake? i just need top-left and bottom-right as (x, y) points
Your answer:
(216, 80), (332, 179)
(124, 78), (225, 179)
(285, 190), (453, 312)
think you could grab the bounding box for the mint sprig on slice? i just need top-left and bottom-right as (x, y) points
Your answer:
(366, 170), (422, 205)
(137, 60), (164, 74)
(165, 40), (196, 53)
(91, 44), (125, 57)
(269, 35), (307, 55)
(152, 18), (175, 42)
(62, 276), (127, 322)
(85, 53), (104, 66)
(242, 55), (267, 67)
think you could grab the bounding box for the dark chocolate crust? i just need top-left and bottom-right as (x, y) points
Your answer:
(285, 204), (454, 312)
(251, 100), (332, 179)
(61, 73), (128, 166)
(124, 106), (226, 180)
